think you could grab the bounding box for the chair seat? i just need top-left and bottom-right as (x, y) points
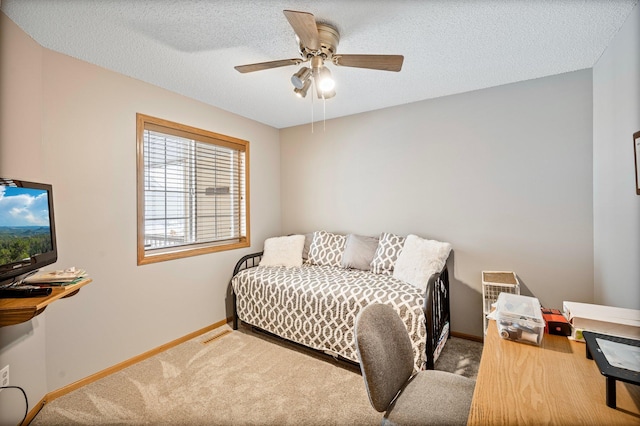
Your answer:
(383, 370), (476, 426)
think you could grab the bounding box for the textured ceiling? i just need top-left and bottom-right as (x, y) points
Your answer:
(2, 0), (637, 129)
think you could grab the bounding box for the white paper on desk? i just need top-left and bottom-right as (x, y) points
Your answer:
(596, 338), (640, 373)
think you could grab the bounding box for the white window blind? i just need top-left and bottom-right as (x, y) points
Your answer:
(137, 114), (249, 264)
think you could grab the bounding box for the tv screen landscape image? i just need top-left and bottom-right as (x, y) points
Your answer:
(0, 179), (57, 283)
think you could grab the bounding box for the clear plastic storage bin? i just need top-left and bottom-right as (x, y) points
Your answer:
(482, 271), (520, 334)
(495, 293), (544, 345)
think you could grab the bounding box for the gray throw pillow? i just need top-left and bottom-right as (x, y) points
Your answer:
(341, 234), (379, 270)
(302, 232), (314, 261)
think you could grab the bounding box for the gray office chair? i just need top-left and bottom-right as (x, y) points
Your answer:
(355, 304), (475, 425)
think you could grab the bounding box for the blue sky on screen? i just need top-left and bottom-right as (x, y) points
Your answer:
(0, 186), (50, 227)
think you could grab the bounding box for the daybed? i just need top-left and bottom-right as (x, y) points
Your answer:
(231, 231), (452, 371)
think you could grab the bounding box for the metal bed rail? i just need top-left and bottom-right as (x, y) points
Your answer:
(423, 265), (450, 370)
(231, 251), (263, 329)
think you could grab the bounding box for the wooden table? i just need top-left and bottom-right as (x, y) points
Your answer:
(0, 278), (92, 327)
(468, 320), (640, 425)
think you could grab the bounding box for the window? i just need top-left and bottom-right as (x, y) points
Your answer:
(136, 114), (249, 265)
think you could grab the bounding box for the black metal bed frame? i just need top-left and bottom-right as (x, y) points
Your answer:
(231, 251), (451, 370)
(231, 251), (263, 331)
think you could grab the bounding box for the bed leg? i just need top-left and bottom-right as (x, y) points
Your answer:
(425, 355), (435, 370)
(232, 292), (239, 330)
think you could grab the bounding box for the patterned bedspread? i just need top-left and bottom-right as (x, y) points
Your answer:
(232, 265), (427, 371)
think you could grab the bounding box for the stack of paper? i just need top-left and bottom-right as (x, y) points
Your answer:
(563, 301), (640, 341)
(24, 267), (88, 285)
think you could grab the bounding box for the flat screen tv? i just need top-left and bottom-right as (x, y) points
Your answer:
(0, 178), (58, 285)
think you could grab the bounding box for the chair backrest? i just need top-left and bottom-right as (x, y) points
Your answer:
(355, 303), (415, 412)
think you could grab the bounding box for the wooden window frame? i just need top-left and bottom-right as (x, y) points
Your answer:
(136, 113), (250, 265)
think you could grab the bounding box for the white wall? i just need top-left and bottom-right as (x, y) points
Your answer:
(0, 11), (49, 422)
(0, 12), (281, 423)
(593, 4), (640, 310)
(40, 48), (281, 390)
(280, 70), (594, 337)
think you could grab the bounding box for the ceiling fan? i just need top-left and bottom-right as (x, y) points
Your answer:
(234, 10), (404, 99)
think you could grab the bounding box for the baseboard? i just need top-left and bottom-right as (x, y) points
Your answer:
(450, 330), (484, 343)
(22, 396), (46, 426)
(40, 317), (232, 409)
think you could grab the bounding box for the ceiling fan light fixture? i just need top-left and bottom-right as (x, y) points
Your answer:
(291, 66), (311, 89)
(319, 88), (336, 99)
(316, 67), (335, 92)
(294, 78), (312, 98)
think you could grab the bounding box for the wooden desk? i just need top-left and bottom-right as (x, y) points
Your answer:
(0, 278), (92, 327)
(468, 320), (640, 425)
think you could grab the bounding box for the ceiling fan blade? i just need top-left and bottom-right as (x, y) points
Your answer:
(283, 10), (320, 50)
(234, 58), (302, 73)
(333, 54), (404, 72)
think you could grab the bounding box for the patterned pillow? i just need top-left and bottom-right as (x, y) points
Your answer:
(307, 231), (347, 267)
(370, 232), (405, 275)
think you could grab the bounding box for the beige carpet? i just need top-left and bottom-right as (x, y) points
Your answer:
(31, 324), (482, 425)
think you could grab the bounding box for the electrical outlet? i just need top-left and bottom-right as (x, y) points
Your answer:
(0, 365), (9, 392)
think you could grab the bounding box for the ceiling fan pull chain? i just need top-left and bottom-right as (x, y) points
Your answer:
(323, 96), (326, 132)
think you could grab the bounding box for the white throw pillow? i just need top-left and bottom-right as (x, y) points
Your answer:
(259, 235), (305, 268)
(392, 234), (452, 292)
